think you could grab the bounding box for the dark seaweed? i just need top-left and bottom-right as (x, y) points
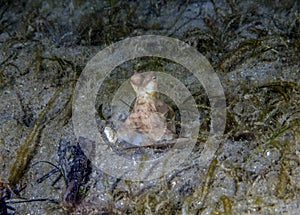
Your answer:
(37, 137), (93, 211)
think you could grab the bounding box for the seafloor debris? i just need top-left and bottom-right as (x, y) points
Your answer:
(0, 178), (13, 215)
(37, 137), (93, 212)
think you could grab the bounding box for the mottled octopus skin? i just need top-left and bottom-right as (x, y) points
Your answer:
(117, 72), (176, 146)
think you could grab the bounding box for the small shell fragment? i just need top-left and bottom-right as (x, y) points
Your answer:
(104, 127), (118, 143)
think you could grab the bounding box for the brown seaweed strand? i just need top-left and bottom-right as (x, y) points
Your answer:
(8, 82), (71, 188)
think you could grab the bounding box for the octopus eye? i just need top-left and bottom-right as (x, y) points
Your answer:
(152, 75), (156, 80)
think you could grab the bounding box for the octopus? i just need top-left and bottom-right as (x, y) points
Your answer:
(105, 72), (177, 146)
